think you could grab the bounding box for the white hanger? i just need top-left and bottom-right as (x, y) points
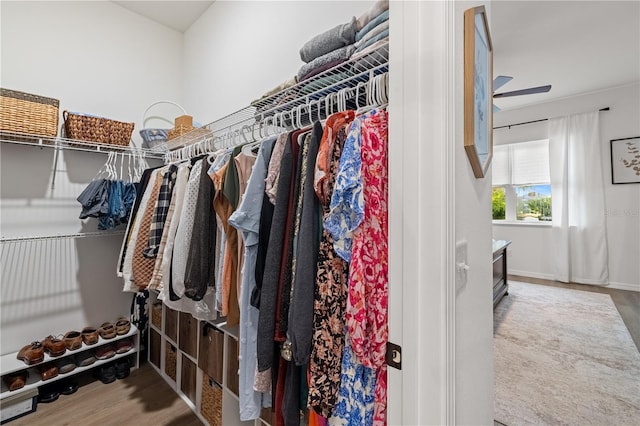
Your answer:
(118, 152), (124, 180)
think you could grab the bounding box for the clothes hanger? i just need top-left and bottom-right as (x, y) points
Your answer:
(119, 152), (124, 181)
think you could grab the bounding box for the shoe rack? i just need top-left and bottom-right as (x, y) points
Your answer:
(148, 291), (272, 426)
(0, 325), (140, 400)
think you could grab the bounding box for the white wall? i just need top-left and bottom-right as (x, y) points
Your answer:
(454, 2), (495, 424)
(183, 0), (371, 123)
(0, 1), (182, 354)
(493, 83), (640, 290)
(1, 0), (185, 146)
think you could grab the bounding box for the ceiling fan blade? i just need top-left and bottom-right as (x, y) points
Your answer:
(493, 85), (552, 98)
(493, 75), (513, 92)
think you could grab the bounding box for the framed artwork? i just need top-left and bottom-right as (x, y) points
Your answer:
(610, 136), (640, 184)
(464, 5), (493, 178)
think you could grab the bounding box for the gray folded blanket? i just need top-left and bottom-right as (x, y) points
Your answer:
(299, 16), (357, 63)
(297, 45), (356, 82)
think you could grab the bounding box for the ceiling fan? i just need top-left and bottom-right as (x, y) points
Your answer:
(493, 75), (551, 111)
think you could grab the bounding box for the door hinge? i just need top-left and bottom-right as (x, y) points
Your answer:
(386, 342), (402, 370)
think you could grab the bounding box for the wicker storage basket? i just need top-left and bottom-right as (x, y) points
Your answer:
(151, 302), (162, 330)
(201, 374), (223, 426)
(167, 114), (212, 143)
(63, 110), (134, 146)
(165, 342), (177, 382)
(0, 88), (59, 137)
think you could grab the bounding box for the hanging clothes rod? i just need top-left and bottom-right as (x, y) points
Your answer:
(163, 41), (389, 157)
(0, 230), (125, 243)
(493, 107), (610, 130)
(163, 72), (389, 164)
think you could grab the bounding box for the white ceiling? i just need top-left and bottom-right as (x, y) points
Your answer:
(491, 1), (640, 111)
(112, 1), (214, 33)
(110, 1), (639, 111)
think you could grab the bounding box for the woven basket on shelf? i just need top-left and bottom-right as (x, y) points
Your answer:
(63, 110), (134, 146)
(201, 374), (223, 426)
(166, 114), (213, 142)
(167, 115), (195, 140)
(0, 88), (59, 137)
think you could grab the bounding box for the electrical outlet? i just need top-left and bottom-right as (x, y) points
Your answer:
(456, 240), (469, 290)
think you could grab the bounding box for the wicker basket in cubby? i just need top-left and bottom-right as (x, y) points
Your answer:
(165, 342), (177, 382)
(151, 302), (162, 330)
(201, 374), (222, 426)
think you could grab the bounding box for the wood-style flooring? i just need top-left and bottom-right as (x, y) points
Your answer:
(508, 274), (640, 352)
(10, 276), (637, 426)
(10, 363), (203, 426)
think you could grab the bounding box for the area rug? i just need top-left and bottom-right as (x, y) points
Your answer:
(494, 281), (640, 425)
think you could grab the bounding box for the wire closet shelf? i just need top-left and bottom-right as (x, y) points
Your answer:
(0, 131), (166, 159)
(164, 41), (389, 163)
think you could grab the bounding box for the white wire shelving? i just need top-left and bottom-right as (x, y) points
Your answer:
(0, 131), (166, 158)
(163, 41), (389, 157)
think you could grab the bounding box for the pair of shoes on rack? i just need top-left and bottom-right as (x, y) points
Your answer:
(56, 356), (76, 374)
(94, 359), (131, 384)
(3, 370), (28, 391)
(76, 351), (97, 367)
(42, 331), (83, 356)
(93, 338), (133, 361)
(38, 363), (58, 381)
(63, 331), (82, 350)
(37, 378), (79, 404)
(42, 335), (66, 357)
(82, 327), (99, 345)
(99, 317), (131, 340)
(16, 341), (44, 365)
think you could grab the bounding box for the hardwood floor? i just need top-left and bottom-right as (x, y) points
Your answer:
(508, 274), (640, 352)
(11, 363), (203, 426)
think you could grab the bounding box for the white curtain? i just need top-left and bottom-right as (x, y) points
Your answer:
(548, 111), (609, 285)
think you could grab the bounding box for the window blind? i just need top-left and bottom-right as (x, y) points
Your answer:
(492, 139), (550, 186)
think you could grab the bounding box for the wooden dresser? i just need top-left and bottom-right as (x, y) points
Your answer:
(492, 240), (512, 308)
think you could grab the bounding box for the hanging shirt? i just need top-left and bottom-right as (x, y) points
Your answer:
(229, 136), (277, 421)
(234, 150), (258, 302)
(346, 110), (389, 370)
(122, 168), (161, 289)
(130, 169), (165, 290)
(288, 121), (323, 366)
(265, 133), (289, 204)
(324, 112), (370, 262)
(144, 164), (178, 258)
(172, 159), (204, 298)
(308, 110), (355, 418)
(118, 167), (158, 276)
(257, 132), (295, 373)
(184, 158), (216, 301)
(328, 332), (376, 426)
(150, 162), (190, 291)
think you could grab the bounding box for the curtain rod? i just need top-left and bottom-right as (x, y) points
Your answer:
(493, 107), (610, 130)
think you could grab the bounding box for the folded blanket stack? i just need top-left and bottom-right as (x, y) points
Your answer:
(352, 1), (389, 64)
(251, 0), (390, 119)
(297, 16), (358, 82)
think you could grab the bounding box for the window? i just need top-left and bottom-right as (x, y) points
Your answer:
(492, 139), (552, 222)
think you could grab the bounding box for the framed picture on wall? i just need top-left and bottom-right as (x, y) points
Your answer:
(610, 136), (640, 184)
(464, 5), (493, 178)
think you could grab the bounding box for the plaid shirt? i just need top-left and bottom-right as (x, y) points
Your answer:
(143, 164), (178, 258)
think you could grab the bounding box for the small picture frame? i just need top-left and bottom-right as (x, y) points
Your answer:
(464, 5), (493, 178)
(610, 136), (640, 184)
